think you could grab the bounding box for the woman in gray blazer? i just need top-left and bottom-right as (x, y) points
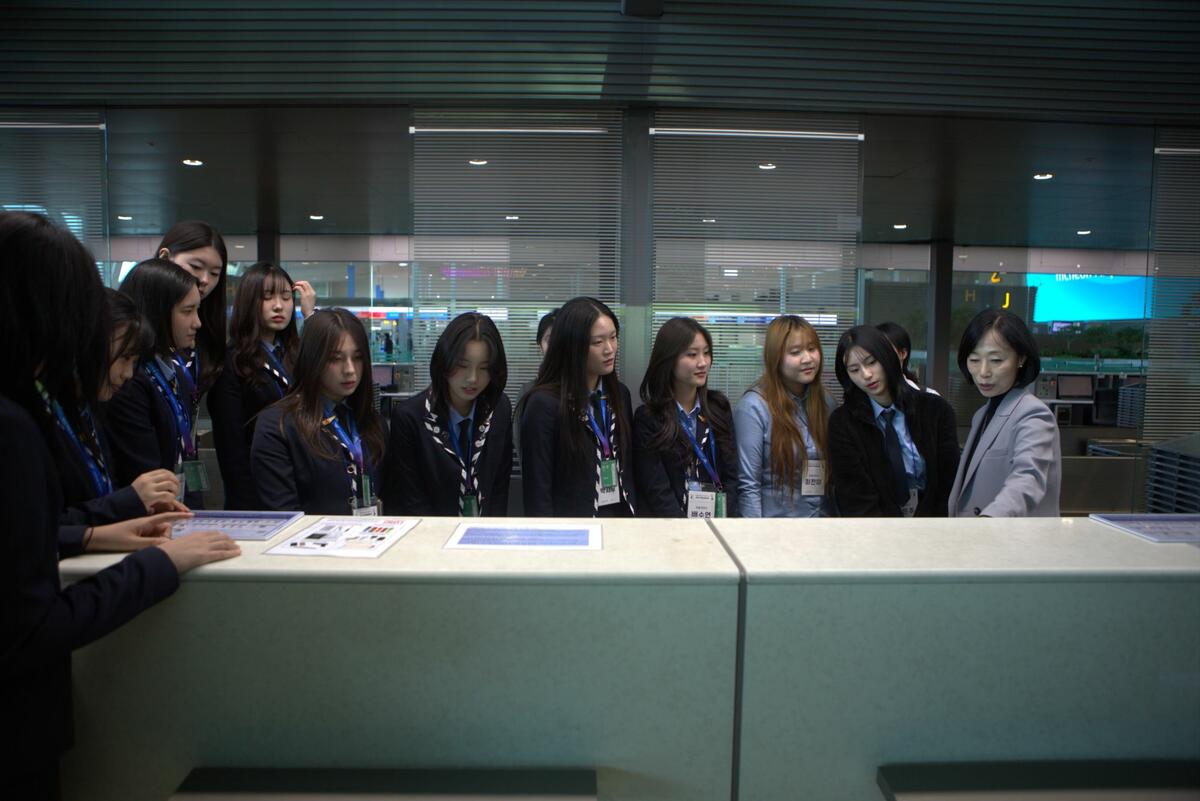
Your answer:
(948, 310), (1061, 517)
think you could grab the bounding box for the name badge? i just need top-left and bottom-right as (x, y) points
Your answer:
(462, 494), (480, 517)
(600, 458), (618, 489)
(802, 460), (824, 496)
(900, 487), (919, 518)
(181, 460), (209, 493)
(686, 482), (726, 519)
(353, 504), (380, 517)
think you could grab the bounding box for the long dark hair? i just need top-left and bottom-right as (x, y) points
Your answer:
(639, 317), (734, 459)
(230, 261), (299, 386)
(275, 308), (385, 465)
(533, 296), (630, 473)
(428, 312), (508, 418)
(0, 211), (109, 440)
(834, 325), (913, 413)
(158, 220), (228, 387)
(106, 287), (154, 362)
(118, 258), (200, 360)
(876, 321), (919, 386)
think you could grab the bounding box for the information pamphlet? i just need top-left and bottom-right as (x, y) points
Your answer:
(445, 521), (602, 550)
(171, 510), (303, 541)
(266, 516), (420, 558)
(1089, 513), (1200, 544)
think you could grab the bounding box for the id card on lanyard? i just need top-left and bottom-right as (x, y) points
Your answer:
(587, 395), (620, 507)
(326, 408), (376, 515)
(679, 409), (726, 518)
(450, 431), (482, 517)
(146, 359), (205, 495)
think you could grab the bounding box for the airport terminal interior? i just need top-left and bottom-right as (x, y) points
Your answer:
(2, 2), (1198, 800)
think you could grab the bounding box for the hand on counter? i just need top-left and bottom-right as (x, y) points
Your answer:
(158, 529), (241, 573)
(86, 510), (191, 552)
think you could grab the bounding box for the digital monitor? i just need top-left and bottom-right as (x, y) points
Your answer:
(1057, 375), (1094, 399)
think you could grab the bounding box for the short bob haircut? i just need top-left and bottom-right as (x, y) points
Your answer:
(118, 258), (201, 358)
(428, 311), (508, 416)
(956, 309), (1041, 388)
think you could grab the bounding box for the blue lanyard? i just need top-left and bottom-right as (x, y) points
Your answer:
(145, 359), (195, 459)
(38, 383), (114, 497)
(324, 407), (365, 478)
(261, 342), (291, 398)
(677, 407), (722, 490)
(586, 393), (612, 458)
(172, 349), (200, 402)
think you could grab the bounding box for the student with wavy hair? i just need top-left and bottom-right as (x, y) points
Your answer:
(383, 312), (513, 516)
(107, 258), (208, 508)
(829, 325), (959, 517)
(634, 317), (739, 518)
(735, 315), (832, 517)
(208, 262), (303, 510)
(520, 296), (636, 517)
(0, 211), (239, 795)
(251, 309), (386, 515)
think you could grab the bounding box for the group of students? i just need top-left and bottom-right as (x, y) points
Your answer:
(1, 209), (1062, 793)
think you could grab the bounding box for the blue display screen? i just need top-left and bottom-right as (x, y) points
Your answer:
(1027, 274), (1149, 322)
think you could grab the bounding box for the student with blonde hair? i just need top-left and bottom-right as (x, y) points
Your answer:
(735, 315), (832, 517)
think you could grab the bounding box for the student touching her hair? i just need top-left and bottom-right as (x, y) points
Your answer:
(520, 297), (636, 517)
(828, 325), (959, 517)
(382, 312), (513, 517)
(634, 317), (739, 518)
(251, 309), (386, 515)
(0, 211), (239, 796)
(208, 262), (301, 510)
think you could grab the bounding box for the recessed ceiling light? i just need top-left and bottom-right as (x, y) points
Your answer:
(702, 218), (717, 223)
(309, 214), (324, 221)
(116, 214), (132, 221)
(758, 162), (777, 170)
(1076, 230), (1092, 235)
(468, 159), (488, 166)
(1033, 172), (1053, 180)
(182, 158), (203, 167)
(234, 244), (245, 249)
(505, 215), (520, 221)
(893, 223), (907, 230)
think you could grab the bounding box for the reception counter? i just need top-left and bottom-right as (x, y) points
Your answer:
(59, 517), (740, 801)
(59, 516), (1200, 801)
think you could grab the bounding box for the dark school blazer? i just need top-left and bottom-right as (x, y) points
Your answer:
(381, 388), (513, 517)
(0, 395), (179, 775)
(519, 382), (637, 518)
(52, 418), (147, 558)
(827, 388), (960, 517)
(250, 403), (382, 516)
(208, 349), (289, 511)
(632, 392), (741, 518)
(104, 365), (204, 509)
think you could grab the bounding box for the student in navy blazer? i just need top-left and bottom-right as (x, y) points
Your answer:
(0, 211), (239, 795)
(828, 325), (960, 517)
(521, 297), (637, 517)
(106, 259), (208, 509)
(949, 310), (1061, 517)
(382, 312), (513, 516)
(209, 262), (314, 510)
(634, 317), (740, 518)
(252, 309), (387, 516)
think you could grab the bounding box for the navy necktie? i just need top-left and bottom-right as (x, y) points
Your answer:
(457, 419), (472, 464)
(880, 409), (909, 506)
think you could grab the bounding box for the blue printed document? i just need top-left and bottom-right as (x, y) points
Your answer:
(1089, 513), (1200, 544)
(446, 522), (602, 550)
(171, 510), (304, 541)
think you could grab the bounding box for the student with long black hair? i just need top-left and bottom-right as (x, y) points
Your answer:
(208, 262), (301, 510)
(0, 211), (239, 796)
(828, 325), (960, 517)
(735, 315), (833, 517)
(251, 309), (386, 515)
(107, 259), (208, 508)
(634, 317), (739, 518)
(876, 320), (940, 395)
(382, 312), (513, 516)
(56, 290), (189, 556)
(520, 296), (636, 517)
